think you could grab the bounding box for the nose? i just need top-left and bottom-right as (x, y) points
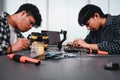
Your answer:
(29, 25), (32, 29)
(86, 26), (91, 30)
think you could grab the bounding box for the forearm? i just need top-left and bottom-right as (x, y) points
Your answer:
(5, 44), (21, 54)
(84, 43), (99, 50)
(5, 45), (12, 54)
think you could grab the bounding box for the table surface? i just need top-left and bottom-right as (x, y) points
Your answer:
(0, 47), (120, 80)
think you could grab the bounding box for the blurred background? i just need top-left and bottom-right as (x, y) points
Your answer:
(0, 0), (120, 43)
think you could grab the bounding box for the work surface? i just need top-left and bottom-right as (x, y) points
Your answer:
(0, 47), (120, 80)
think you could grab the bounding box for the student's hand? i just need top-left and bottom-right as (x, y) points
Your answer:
(66, 42), (73, 46)
(73, 38), (88, 48)
(12, 38), (30, 52)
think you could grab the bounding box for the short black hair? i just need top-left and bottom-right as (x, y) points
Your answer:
(15, 3), (42, 28)
(78, 4), (105, 26)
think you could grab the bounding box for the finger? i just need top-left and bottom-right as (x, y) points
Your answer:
(78, 44), (81, 47)
(73, 43), (77, 47)
(73, 41), (81, 48)
(23, 38), (30, 42)
(22, 44), (29, 49)
(22, 41), (30, 49)
(73, 40), (77, 43)
(23, 39), (30, 44)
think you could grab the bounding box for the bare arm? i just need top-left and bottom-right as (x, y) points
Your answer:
(6, 38), (30, 53)
(73, 38), (99, 50)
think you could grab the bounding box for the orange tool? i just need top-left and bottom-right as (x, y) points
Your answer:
(9, 54), (41, 66)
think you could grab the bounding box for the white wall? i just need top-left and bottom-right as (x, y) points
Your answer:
(48, 0), (89, 42)
(90, 0), (109, 14)
(0, 1), (2, 13)
(2, 0), (120, 42)
(109, 0), (120, 15)
(67, 0), (89, 41)
(3, 0), (27, 14)
(0, 0), (4, 13)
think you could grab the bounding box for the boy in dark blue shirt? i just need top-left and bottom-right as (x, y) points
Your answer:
(73, 4), (120, 54)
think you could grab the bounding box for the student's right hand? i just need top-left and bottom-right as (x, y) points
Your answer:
(12, 38), (30, 52)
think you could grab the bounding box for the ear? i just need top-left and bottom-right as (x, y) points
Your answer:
(20, 10), (27, 16)
(94, 13), (100, 18)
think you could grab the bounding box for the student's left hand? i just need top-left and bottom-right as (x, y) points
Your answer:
(12, 38), (30, 52)
(73, 38), (88, 48)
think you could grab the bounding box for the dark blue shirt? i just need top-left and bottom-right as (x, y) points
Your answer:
(84, 14), (120, 54)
